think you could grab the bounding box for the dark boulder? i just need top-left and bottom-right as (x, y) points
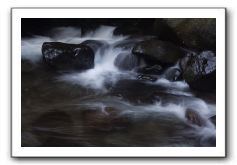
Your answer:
(42, 42), (94, 70)
(163, 67), (182, 81)
(114, 53), (139, 71)
(164, 18), (216, 51)
(136, 65), (163, 75)
(183, 51), (216, 92)
(132, 39), (185, 66)
(152, 19), (180, 44)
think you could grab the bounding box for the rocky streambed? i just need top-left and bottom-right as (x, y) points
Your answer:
(21, 19), (216, 147)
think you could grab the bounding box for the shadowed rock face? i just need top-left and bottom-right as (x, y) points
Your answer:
(132, 39), (185, 66)
(42, 42), (94, 70)
(164, 18), (216, 51)
(183, 51), (216, 92)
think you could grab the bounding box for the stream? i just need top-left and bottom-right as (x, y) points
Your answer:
(21, 26), (216, 147)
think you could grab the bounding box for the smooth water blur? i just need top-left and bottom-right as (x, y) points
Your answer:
(21, 26), (216, 147)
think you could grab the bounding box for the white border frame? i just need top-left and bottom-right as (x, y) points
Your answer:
(12, 8), (226, 157)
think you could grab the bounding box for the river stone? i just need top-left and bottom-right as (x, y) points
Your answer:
(185, 109), (205, 127)
(132, 39), (185, 66)
(163, 67), (182, 81)
(114, 53), (139, 71)
(42, 42), (94, 70)
(136, 65), (163, 75)
(164, 18), (216, 51)
(183, 51), (216, 92)
(81, 40), (108, 53)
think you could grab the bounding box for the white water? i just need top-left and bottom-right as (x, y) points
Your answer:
(78, 96), (216, 144)
(22, 26), (216, 146)
(21, 26), (127, 63)
(59, 47), (129, 90)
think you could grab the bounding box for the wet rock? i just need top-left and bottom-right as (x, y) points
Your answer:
(136, 65), (163, 75)
(114, 53), (139, 71)
(42, 42), (94, 70)
(164, 18), (216, 51)
(163, 67), (181, 81)
(183, 51), (216, 92)
(81, 40), (108, 53)
(132, 39), (185, 66)
(179, 52), (196, 72)
(185, 109), (204, 127)
(137, 74), (158, 82)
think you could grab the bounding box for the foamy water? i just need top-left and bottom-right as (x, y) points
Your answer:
(21, 26), (216, 146)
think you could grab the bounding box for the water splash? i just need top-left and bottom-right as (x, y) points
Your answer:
(21, 25), (216, 146)
(21, 26), (127, 63)
(59, 47), (127, 90)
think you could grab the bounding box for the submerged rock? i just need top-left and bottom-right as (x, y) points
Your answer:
(185, 109), (205, 127)
(114, 53), (139, 71)
(183, 51), (216, 92)
(163, 67), (182, 81)
(132, 39), (185, 66)
(42, 42), (94, 70)
(81, 107), (131, 132)
(137, 74), (158, 82)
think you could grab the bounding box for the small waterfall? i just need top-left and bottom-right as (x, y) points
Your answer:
(21, 26), (216, 147)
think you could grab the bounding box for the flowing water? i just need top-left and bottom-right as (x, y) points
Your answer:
(21, 26), (216, 147)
